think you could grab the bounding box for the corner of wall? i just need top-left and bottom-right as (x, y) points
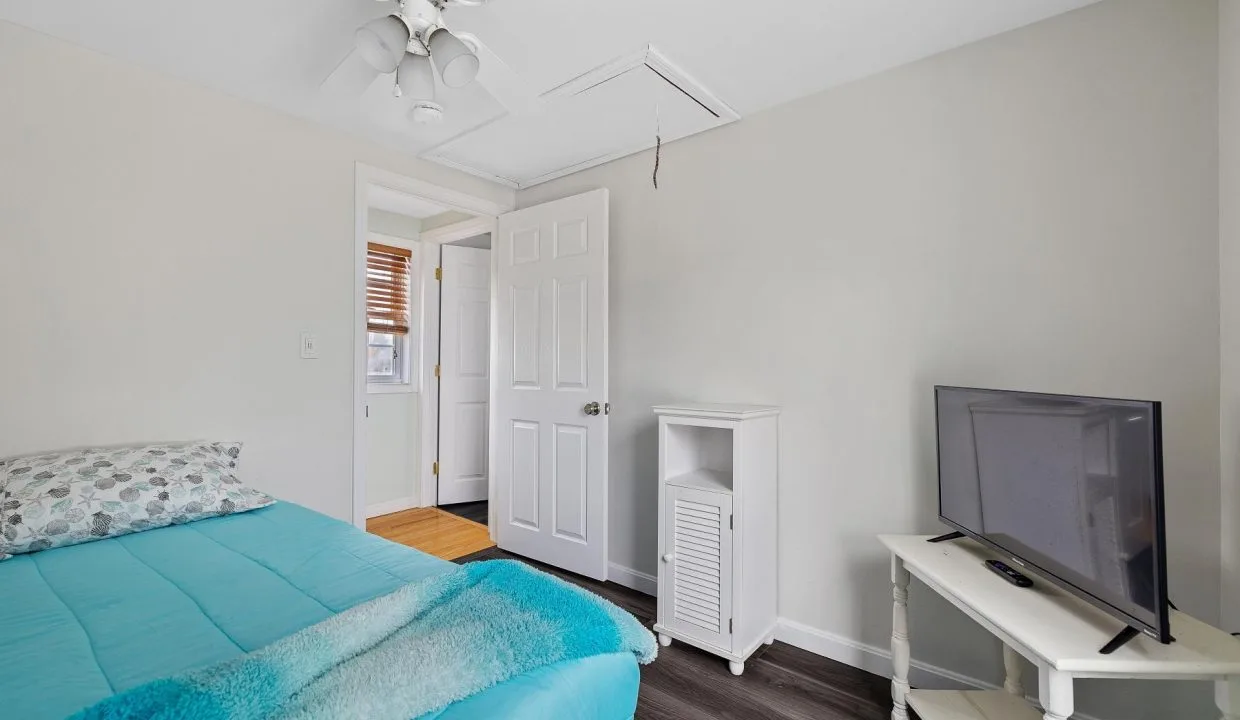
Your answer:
(1219, 0), (1240, 631)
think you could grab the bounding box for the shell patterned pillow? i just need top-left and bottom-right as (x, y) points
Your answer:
(0, 458), (8, 561)
(0, 442), (275, 559)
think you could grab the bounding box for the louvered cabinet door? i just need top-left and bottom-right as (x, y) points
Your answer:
(661, 486), (734, 651)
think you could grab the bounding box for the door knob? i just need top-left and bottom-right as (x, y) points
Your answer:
(662, 553), (676, 563)
(584, 401), (601, 416)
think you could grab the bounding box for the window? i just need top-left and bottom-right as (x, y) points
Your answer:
(367, 240), (416, 385)
(367, 331), (401, 381)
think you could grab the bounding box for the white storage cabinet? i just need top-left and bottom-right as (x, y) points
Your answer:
(652, 403), (780, 676)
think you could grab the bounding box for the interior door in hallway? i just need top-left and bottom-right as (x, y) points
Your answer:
(437, 244), (491, 506)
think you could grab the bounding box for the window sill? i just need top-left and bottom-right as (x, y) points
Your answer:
(368, 383), (416, 395)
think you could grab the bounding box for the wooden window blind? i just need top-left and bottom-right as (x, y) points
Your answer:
(367, 242), (412, 336)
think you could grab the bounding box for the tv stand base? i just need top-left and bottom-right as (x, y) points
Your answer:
(882, 534), (1233, 720)
(1099, 626), (1175, 655)
(1099, 626), (1142, 655)
(926, 531), (966, 544)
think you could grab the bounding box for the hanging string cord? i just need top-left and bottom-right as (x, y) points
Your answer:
(653, 103), (662, 189)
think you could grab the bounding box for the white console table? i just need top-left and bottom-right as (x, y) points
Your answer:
(880, 534), (1240, 720)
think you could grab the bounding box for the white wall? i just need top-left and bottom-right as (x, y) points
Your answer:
(448, 233), (492, 250)
(0, 19), (514, 522)
(366, 390), (420, 512)
(1220, 0), (1240, 633)
(422, 210), (475, 232)
(364, 217), (423, 515)
(369, 209), (424, 243)
(519, 0), (1221, 717)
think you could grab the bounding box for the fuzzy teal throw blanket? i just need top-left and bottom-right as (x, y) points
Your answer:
(71, 560), (657, 720)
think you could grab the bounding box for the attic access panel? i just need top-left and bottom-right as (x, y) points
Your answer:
(424, 47), (738, 188)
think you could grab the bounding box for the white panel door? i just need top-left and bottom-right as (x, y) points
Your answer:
(495, 189), (609, 579)
(437, 245), (491, 506)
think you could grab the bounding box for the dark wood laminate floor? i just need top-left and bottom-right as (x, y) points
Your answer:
(455, 547), (894, 720)
(439, 500), (488, 525)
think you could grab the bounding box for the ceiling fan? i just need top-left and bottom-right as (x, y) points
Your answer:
(350, 0), (537, 124)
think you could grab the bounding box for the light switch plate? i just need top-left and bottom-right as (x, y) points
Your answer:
(300, 332), (319, 359)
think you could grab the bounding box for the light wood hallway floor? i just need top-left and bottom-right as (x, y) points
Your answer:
(367, 508), (495, 561)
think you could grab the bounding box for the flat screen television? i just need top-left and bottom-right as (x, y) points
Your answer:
(935, 386), (1171, 648)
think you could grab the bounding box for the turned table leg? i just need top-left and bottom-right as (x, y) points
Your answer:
(1038, 666), (1074, 720)
(1218, 676), (1240, 720)
(1003, 644), (1025, 697)
(891, 555), (912, 720)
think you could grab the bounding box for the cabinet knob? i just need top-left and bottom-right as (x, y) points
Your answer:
(662, 553), (676, 563)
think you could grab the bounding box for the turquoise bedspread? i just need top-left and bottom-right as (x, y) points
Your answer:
(0, 503), (641, 720)
(72, 560), (655, 720)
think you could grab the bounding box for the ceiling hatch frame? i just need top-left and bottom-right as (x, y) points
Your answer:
(422, 45), (740, 190)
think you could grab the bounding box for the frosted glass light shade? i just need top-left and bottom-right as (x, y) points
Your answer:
(398, 52), (436, 103)
(355, 15), (410, 73)
(428, 29), (480, 88)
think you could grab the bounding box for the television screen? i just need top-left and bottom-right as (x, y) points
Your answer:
(935, 386), (1169, 642)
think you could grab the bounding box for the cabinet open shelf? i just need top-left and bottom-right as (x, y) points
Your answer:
(663, 423), (735, 493)
(907, 690), (1041, 720)
(666, 468), (733, 494)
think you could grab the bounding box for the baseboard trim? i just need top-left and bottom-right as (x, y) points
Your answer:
(366, 497), (418, 519)
(774, 618), (1103, 720)
(608, 562), (657, 596)
(775, 618), (978, 691)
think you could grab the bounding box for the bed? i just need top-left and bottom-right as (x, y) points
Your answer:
(0, 502), (641, 720)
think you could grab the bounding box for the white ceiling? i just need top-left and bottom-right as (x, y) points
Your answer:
(0, 0), (1100, 188)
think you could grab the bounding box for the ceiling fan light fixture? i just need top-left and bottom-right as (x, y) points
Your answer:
(409, 102), (445, 125)
(398, 52), (437, 103)
(355, 15), (411, 73)
(428, 29), (480, 88)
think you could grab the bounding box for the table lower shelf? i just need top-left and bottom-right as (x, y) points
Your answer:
(907, 690), (1041, 720)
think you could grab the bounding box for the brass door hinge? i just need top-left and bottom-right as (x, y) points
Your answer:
(435, 267), (443, 281)
(432, 461), (439, 476)
(434, 364), (441, 378)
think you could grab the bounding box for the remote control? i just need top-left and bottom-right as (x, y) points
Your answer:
(985, 559), (1034, 588)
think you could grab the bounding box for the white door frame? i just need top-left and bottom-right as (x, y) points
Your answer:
(352, 163), (511, 530)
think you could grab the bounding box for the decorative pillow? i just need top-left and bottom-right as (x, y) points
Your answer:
(0, 442), (275, 559)
(0, 458), (8, 561)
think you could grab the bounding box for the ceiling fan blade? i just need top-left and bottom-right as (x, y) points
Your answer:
(319, 48), (383, 99)
(455, 32), (542, 116)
